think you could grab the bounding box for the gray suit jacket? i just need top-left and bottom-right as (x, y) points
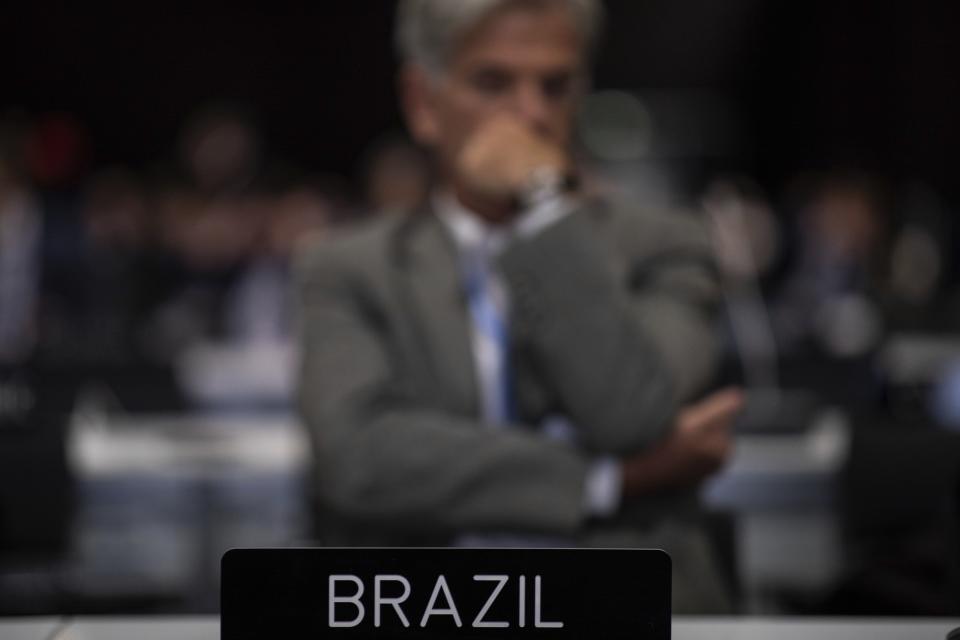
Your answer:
(296, 199), (728, 612)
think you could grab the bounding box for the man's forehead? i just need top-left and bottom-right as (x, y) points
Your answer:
(449, 4), (584, 72)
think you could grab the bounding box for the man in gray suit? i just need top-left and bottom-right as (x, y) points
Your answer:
(297, 0), (743, 612)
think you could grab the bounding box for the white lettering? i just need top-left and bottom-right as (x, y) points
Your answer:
(419, 575), (462, 628)
(518, 575), (526, 628)
(472, 575), (509, 628)
(534, 575), (563, 628)
(374, 575), (411, 628)
(329, 575), (365, 628)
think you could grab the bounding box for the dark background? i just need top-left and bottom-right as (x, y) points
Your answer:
(4, 0), (959, 200)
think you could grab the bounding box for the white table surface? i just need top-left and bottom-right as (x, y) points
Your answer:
(53, 617), (219, 640)
(677, 617), (959, 639)
(4, 616), (958, 640)
(0, 618), (64, 640)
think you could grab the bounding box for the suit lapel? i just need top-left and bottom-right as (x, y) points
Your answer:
(395, 211), (479, 416)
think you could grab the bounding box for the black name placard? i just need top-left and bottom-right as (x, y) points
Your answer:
(221, 548), (670, 639)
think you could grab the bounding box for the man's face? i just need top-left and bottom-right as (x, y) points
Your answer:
(405, 4), (585, 181)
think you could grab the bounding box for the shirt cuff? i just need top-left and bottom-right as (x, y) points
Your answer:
(513, 195), (575, 239)
(583, 457), (622, 517)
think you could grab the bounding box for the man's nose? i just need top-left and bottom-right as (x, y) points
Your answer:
(508, 81), (551, 134)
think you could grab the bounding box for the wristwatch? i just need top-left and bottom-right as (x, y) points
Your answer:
(520, 166), (574, 209)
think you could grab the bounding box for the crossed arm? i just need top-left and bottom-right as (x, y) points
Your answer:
(296, 208), (738, 537)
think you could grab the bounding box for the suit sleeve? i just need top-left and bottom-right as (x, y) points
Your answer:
(498, 207), (721, 455)
(295, 243), (590, 536)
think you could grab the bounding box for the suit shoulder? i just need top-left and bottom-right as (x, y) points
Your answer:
(600, 197), (705, 233)
(293, 214), (403, 282)
(590, 197), (711, 253)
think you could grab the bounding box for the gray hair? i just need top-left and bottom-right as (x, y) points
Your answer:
(396, 0), (604, 76)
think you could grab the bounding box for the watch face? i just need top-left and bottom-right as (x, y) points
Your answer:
(222, 547), (671, 640)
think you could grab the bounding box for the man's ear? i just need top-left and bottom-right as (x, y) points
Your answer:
(399, 64), (441, 146)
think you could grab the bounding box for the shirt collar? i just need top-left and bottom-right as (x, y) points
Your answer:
(433, 191), (512, 257)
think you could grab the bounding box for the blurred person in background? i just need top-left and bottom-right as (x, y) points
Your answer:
(179, 106), (261, 198)
(703, 178), (783, 405)
(145, 108), (265, 367)
(0, 119), (42, 365)
(361, 134), (433, 216)
(226, 183), (334, 345)
(13, 114), (93, 366)
(180, 181), (335, 409)
(773, 171), (888, 360)
(56, 169), (152, 362)
(768, 172), (890, 410)
(886, 183), (951, 329)
(297, 0), (743, 613)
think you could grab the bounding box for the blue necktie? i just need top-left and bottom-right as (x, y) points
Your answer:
(463, 248), (514, 424)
